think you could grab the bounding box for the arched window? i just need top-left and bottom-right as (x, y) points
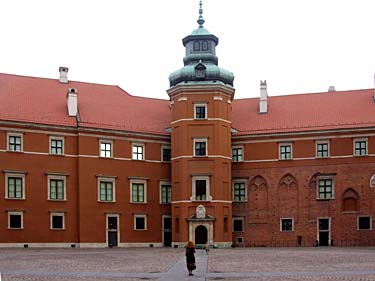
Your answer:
(193, 41), (200, 51)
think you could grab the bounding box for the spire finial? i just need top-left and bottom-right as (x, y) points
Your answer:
(197, 0), (205, 28)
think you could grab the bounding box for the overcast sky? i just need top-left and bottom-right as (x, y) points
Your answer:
(0, 0), (374, 100)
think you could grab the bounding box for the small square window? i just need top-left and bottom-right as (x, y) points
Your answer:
(132, 144), (145, 160)
(8, 212), (23, 229)
(354, 139), (368, 156)
(232, 147), (243, 162)
(51, 214), (64, 230)
(134, 215), (147, 230)
(280, 218), (294, 232)
(50, 137), (64, 155)
(233, 218), (244, 232)
(100, 140), (112, 158)
(194, 104), (207, 119)
(316, 142), (329, 158)
(8, 133), (23, 152)
(279, 144), (292, 160)
(358, 216), (372, 230)
(317, 178), (334, 199)
(194, 139), (207, 156)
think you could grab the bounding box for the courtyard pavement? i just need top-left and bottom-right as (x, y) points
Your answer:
(1, 247), (375, 280)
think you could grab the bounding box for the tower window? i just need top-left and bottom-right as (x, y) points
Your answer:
(193, 41), (200, 51)
(194, 103), (207, 119)
(194, 138), (207, 156)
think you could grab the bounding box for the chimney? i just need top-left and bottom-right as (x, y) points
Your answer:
(59, 67), (69, 83)
(328, 86), (336, 92)
(259, 80), (268, 114)
(67, 88), (78, 117)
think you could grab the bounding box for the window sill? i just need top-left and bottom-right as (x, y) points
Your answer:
(134, 229), (147, 231)
(7, 150), (24, 153)
(160, 202), (172, 205)
(5, 198), (25, 200)
(48, 199), (67, 202)
(130, 202), (147, 204)
(357, 229), (372, 231)
(316, 198), (334, 201)
(279, 158), (293, 161)
(99, 156), (114, 159)
(8, 228), (24, 230)
(49, 154), (65, 157)
(97, 200), (116, 203)
(50, 228), (65, 231)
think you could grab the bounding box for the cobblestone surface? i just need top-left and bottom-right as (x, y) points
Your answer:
(1, 247), (375, 280)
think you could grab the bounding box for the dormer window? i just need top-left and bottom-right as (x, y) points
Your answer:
(195, 63), (206, 79)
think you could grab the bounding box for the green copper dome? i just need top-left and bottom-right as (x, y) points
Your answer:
(168, 1), (234, 88)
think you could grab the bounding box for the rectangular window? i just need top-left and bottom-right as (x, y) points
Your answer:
(99, 181), (114, 202)
(100, 140), (112, 158)
(195, 180), (207, 201)
(8, 134), (23, 152)
(358, 216), (372, 230)
(8, 212), (23, 229)
(280, 218), (294, 232)
(162, 146), (171, 162)
(316, 141), (329, 158)
(50, 137), (64, 155)
(51, 213), (65, 230)
(131, 181), (146, 203)
(132, 144), (144, 160)
(194, 139), (207, 156)
(233, 218), (244, 232)
(354, 139), (368, 156)
(134, 215), (147, 230)
(317, 178), (334, 199)
(279, 144), (292, 160)
(233, 181), (246, 202)
(160, 184), (172, 204)
(49, 178), (65, 200)
(232, 146), (243, 162)
(194, 103), (207, 119)
(7, 177), (23, 199)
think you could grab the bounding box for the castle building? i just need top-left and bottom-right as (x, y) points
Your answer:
(1, 2), (375, 248)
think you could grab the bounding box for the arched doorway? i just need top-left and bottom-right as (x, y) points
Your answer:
(195, 225), (208, 245)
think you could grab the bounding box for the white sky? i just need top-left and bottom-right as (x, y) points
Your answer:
(0, 0), (374, 100)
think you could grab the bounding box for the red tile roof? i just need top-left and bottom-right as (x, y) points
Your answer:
(0, 73), (170, 135)
(1, 72), (375, 137)
(232, 89), (375, 135)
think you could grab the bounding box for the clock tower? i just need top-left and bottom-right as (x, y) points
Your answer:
(168, 0), (235, 247)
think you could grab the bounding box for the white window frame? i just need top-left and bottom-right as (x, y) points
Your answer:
(280, 218), (294, 232)
(232, 146), (244, 162)
(47, 175), (67, 201)
(316, 176), (334, 200)
(7, 132), (23, 152)
(279, 143), (293, 160)
(99, 139), (113, 158)
(232, 217), (244, 232)
(50, 212), (65, 230)
(130, 179), (147, 203)
(49, 136), (65, 155)
(161, 145), (171, 162)
(232, 179), (248, 202)
(132, 143), (145, 160)
(134, 214), (147, 231)
(97, 177), (116, 202)
(194, 103), (207, 119)
(5, 172), (26, 200)
(357, 216), (372, 231)
(316, 140), (330, 158)
(353, 138), (368, 156)
(159, 181), (172, 204)
(191, 176), (211, 201)
(193, 138), (208, 157)
(8, 211), (24, 229)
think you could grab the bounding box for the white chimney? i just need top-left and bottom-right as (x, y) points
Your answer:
(59, 67), (69, 83)
(67, 88), (78, 117)
(259, 80), (268, 114)
(328, 86), (336, 92)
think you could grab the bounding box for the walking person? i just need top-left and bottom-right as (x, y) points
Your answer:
(185, 241), (196, 276)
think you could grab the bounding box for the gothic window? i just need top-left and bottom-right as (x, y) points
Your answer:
(278, 174), (297, 189)
(342, 188), (358, 212)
